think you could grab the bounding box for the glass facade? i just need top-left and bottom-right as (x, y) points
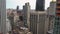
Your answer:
(54, 16), (60, 34)
(53, 0), (60, 34)
(36, 0), (45, 11)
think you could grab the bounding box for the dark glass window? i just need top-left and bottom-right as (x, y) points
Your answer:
(55, 17), (59, 20)
(57, 22), (59, 25)
(57, 4), (60, 6)
(56, 8), (60, 10)
(19, 16), (23, 21)
(36, 0), (45, 11)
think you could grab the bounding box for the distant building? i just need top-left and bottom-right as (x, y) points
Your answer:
(16, 6), (19, 12)
(23, 2), (30, 29)
(36, 0), (45, 11)
(7, 8), (24, 27)
(47, 1), (56, 15)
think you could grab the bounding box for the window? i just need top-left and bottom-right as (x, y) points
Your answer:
(57, 0), (60, 1)
(19, 16), (23, 21)
(57, 3), (60, 6)
(57, 22), (59, 25)
(56, 17), (59, 20)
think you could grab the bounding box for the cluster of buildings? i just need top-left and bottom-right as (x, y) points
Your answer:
(0, 0), (60, 34)
(6, 0), (56, 34)
(22, 0), (56, 34)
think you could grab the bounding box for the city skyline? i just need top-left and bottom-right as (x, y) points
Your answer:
(6, 0), (53, 10)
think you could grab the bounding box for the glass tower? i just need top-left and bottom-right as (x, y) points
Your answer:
(36, 0), (45, 11)
(53, 0), (60, 34)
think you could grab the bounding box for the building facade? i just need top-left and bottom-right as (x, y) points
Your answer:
(30, 11), (47, 34)
(23, 2), (30, 29)
(36, 0), (45, 11)
(53, 0), (60, 34)
(0, 0), (6, 34)
(47, 1), (56, 34)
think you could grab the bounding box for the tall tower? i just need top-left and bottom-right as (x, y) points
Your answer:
(16, 6), (19, 11)
(23, 2), (30, 29)
(53, 0), (60, 34)
(46, 0), (56, 34)
(36, 0), (45, 11)
(0, 0), (6, 34)
(30, 11), (47, 34)
(16, 6), (19, 13)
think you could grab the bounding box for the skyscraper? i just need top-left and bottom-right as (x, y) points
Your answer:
(36, 0), (45, 11)
(0, 0), (6, 34)
(30, 11), (47, 34)
(16, 6), (19, 11)
(47, 1), (56, 34)
(23, 2), (30, 29)
(16, 6), (19, 13)
(53, 0), (60, 34)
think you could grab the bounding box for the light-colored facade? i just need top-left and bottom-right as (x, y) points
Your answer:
(23, 2), (49, 34)
(23, 2), (30, 29)
(6, 18), (12, 33)
(48, 1), (56, 15)
(7, 9), (24, 27)
(47, 1), (56, 34)
(30, 11), (47, 34)
(0, 0), (6, 34)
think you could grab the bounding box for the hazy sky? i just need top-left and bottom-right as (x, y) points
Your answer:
(6, 0), (53, 10)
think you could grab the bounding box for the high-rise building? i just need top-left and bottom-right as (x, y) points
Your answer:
(48, 1), (56, 15)
(46, 1), (56, 34)
(16, 6), (20, 13)
(23, 1), (48, 34)
(53, 0), (60, 34)
(36, 0), (45, 11)
(16, 6), (19, 11)
(0, 0), (6, 34)
(30, 11), (47, 34)
(23, 2), (30, 29)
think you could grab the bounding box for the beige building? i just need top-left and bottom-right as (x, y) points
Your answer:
(22, 2), (50, 34)
(23, 2), (30, 29)
(30, 11), (48, 34)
